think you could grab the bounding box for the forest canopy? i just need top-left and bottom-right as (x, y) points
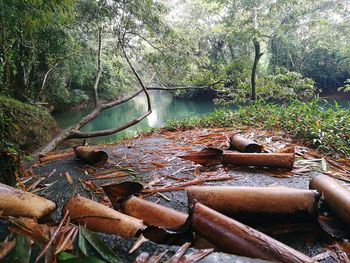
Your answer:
(1, 0), (350, 110)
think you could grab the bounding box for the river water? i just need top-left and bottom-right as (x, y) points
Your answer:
(54, 91), (219, 143)
(54, 91), (350, 144)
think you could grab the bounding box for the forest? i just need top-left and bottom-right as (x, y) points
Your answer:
(1, 1), (350, 263)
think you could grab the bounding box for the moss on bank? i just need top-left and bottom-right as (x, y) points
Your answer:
(165, 99), (350, 158)
(0, 96), (56, 153)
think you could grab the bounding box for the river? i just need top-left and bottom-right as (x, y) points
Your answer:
(54, 91), (219, 143)
(54, 92), (350, 144)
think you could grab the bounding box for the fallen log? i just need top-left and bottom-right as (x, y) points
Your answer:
(310, 174), (350, 226)
(63, 196), (144, 239)
(39, 150), (75, 163)
(187, 186), (319, 225)
(190, 202), (314, 263)
(181, 148), (294, 169)
(74, 146), (108, 166)
(0, 183), (56, 219)
(229, 134), (262, 153)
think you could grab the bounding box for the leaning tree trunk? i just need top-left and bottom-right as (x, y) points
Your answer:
(251, 37), (263, 101)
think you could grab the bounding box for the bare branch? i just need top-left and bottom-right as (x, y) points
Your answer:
(37, 63), (58, 101)
(70, 44), (153, 138)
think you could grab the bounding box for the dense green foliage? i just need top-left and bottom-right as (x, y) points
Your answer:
(0, 96), (56, 152)
(1, 0), (349, 110)
(165, 99), (350, 158)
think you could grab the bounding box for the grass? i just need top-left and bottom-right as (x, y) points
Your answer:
(165, 98), (350, 158)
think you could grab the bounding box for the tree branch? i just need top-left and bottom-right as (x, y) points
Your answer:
(92, 28), (102, 107)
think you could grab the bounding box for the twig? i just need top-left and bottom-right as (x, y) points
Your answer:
(35, 210), (69, 263)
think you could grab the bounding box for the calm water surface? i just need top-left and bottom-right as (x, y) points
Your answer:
(54, 91), (219, 143)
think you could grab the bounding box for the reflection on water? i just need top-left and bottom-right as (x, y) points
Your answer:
(54, 91), (218, 143)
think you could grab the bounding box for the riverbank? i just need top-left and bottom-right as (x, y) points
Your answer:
(8, 126), (349, 262)
(165, 99), (350, 159)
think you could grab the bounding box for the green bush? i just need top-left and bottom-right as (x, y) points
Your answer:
(0, 96), (57, 153)
(165, 98), (350, 158)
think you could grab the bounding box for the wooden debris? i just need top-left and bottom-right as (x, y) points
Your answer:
(39, 150), (75, 163)
(187, 186), (319, 225)
(190, 203), (314, 263)
(143, 175), (237, 194)
(229, 134), (263, 153)
(63, 196), (145, 239)
(0, 183), (56, 219)
(181, 148), (294, 169)
(103, 182), (187, 228)
(74, 146), (108, 166)
(310, 174), (350, 226)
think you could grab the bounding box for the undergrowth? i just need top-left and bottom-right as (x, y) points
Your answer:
(165, 98), (350, 158)
(0, 96), (57, 153)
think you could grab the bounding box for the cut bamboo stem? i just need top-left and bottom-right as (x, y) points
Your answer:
(74, 146), (108, 166)
(229, 134), (262, 153)
(222, 152), (294, 169)
(102, 183), (187, 228)
(0, 183), (56, 219)
(190, 203), (314, 263)
(181, 148), (294, 169)
(63, 196), (144, 239)
(39, 150), (75, 163)
(310, 174), (350, 225)
(187, 186), (318, 225)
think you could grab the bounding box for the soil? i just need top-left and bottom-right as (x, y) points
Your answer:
(24, 128), (341, 262)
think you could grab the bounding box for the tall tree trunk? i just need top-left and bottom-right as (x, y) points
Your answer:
(251, 37), (263, 101)
(250, 7), (263, 101)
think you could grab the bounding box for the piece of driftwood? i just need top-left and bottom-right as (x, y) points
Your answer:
(181, 148), (294, 169)
(187, 186), (319, 225)
(103, 182), (187, 228)
(0, 183), (56, 219)
(310, 174), (350, 225)
(39, 150), (75, 163)
(190, 203), (314, 263)
(229, 134), (263, 153)
(74, 146), (108, 166)
(63, 196), (144, 239)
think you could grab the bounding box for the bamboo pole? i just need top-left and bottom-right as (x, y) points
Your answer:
(229, 134), (262, 153)
(39, 150), (75, 163)
(310, 174), (350, 225)
(63, 196), (144, 239)
(190, 203), (314, 263)
(187, 186), (318, 225)
(222, 152), (294, 169)
(181, 148), (294, 169)
(74, 146), (108, 166)
(0, 183), (56, 219)
(102, 182), (187, 228)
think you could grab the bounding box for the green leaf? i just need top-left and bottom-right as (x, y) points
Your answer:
(16, 235), (31, 263)
(78, 225), (89, 255)
(79, 226), (123, 263)
(58, 251), (76, 261)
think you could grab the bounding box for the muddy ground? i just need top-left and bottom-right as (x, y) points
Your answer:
(27, 128), (340, 262)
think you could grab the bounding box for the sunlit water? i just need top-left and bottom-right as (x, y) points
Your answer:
(54, 91), (219, 143)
